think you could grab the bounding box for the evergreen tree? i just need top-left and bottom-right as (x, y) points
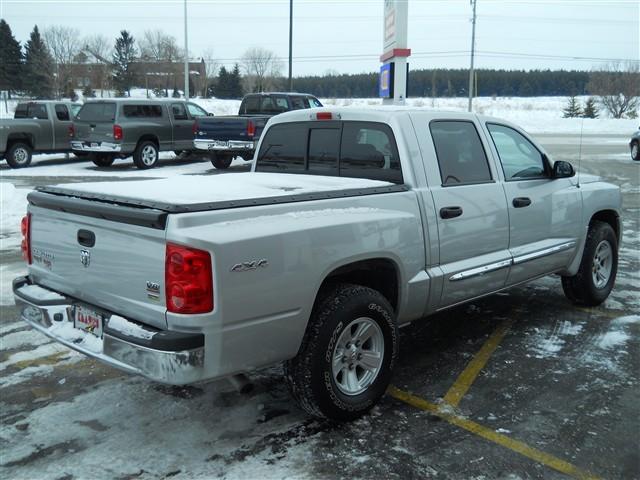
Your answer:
(23, 25), (55, 98)
(229, 64), (243, 98)
(562, 95), (582, 118)
(582, 97), (599, 119)
(112, 30), (137, 97)
(216, 66), (230, 98)
(82, 83), (96, 99)
(0, 19), (23, 98)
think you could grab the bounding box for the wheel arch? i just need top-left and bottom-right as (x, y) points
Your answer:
(136, 134), (160, 148)
(7, 133), (35, 150)
(590, 209), (620, 245)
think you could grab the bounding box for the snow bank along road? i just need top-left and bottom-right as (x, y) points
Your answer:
(0, 132), (638, 479)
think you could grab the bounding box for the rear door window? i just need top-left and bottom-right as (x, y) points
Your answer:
(123, 104), (163, 118)
(55, 104), (70, 121)
(429, 120), (492, 186)
(21, 103), (48, 119)
(256, 123), (307, 172)
(340, 122), (402, 183)
(14, 104), (28, 118)
(290, 97), (308, 110)
(241, 96), (260, 114)
(76, 103), (116, 122)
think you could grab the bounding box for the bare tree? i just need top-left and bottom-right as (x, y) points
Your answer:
(43, 25), (81, 98)
(241, 47), (283, 92)
(139, 30), (183, 95)
(83, 34), (113, 97)
(587, 61), (640, 119)
(202, 48), (219, 97)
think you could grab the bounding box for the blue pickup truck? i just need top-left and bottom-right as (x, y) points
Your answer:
(193, 92), (322, 169)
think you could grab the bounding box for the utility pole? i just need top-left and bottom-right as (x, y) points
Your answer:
(184, 0), (190, 100)
(288, 0), (293, 91)
(467, 0), (477, 112)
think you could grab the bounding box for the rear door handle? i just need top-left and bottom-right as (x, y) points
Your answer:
(513, 197), (532, 208)
(77, 229), (95, 247)
(440, 206), (463, 219)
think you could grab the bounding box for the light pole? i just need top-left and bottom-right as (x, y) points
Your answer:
(467, 0), (477, 112)
(184, 0), (190, 100)
(288, 0), (293, 91)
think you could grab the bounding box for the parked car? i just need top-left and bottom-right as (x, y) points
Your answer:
(630, 127), (639, 161)
(71, 99), (212, 169)
(0, 101), (81, 168)
(14, 108), (621, 421)
(193, 92), (322, 169)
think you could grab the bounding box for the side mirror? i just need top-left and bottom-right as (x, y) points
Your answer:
(207, 112), (214, 116)
(552, 160), (575, 179)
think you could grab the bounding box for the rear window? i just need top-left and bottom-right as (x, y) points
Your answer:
(123, 104), (163, 118)
(76, 103), (116, 122)
(55, 104), (70, 121)
(14, 103), (48, 119)
(256, 121), (403, 184)
(241, 96), (289, 115)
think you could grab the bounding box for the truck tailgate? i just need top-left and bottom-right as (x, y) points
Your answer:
(28, 203), (168, 329)
(73, 120), (114, 143)
(196, 116), (263, 141)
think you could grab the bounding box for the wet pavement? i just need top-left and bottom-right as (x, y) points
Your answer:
(1, 134), (638, 479)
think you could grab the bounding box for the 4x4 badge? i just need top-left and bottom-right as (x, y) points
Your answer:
(80, 249), (91, 268)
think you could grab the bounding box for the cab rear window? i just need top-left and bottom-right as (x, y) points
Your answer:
(123, 104), (163, 118)
(256, 121), (403, 184)
(76, 103), (116, 122)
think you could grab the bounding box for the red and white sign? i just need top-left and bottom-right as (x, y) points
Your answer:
(383, 0), (408, 52)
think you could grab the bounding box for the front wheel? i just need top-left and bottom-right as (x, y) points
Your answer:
(561, 220), (618, 306)
(210, 152), (233, 169)
(5, 142), (32, 168)
(133, 141), (159, 169)
(631, 141), (639, 161)
(285, 283), (398, 421)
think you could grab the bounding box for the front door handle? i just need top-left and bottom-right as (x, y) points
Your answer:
(440, 206), (463, 219)
(513, 197), (532, 208)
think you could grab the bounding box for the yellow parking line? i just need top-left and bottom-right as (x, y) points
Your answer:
(442, 319), (512, 407)
(388, 386), (601, 480)
(575, 307), (622, 320)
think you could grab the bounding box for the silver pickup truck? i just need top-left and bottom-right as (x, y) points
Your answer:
(0, 101), (80, 168)
(13, 108), (621, 421)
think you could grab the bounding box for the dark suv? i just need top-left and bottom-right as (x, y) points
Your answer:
(71, 99), (211, 169)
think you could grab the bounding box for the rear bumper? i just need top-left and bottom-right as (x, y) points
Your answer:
(71, 141), (122, 153)
(193, 139), (254, 152)
(13, 276), (204, 385)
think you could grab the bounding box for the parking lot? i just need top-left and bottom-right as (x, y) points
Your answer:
(1, 133), (638, 479)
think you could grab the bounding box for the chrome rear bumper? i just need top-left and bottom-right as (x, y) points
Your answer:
(13, 276), (204, 385)
(71, 141), (122, 153)
(193, 139), (254, 151)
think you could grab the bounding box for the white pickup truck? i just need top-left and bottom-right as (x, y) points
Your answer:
(14, 108), (621, 421)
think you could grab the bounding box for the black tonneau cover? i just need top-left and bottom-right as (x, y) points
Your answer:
(30, 184), (409, 230)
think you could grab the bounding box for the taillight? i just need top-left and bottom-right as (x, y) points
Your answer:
(165, 243), (213, 314)
(68, 124), (75, 138)
(316, 112), (333, 120)
(113, 124), (123, 141)
(247, 120), (256, 138)
(21, 213), (31, 264)
(192, 120), (198, 136)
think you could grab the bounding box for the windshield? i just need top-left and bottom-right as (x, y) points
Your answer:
(70, 104), (82, 118)
(76, 103), (116, 122)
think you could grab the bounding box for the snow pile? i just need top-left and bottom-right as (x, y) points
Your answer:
(51, 172), (392, 205)
(108, 314), (155, 341)
(0, 183), (30, 251)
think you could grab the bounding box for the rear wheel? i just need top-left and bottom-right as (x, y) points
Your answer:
(631, 141), (639, 161)
(285, 283), (398, 421)
(133, 140), (159, 169)
(5, 142), (32, 168)
(561, 220), (618, 306)
(90, 153), (115, 167)
(210, 152), (233, 169)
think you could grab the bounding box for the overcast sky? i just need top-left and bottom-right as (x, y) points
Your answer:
(1, 0), (638, 76)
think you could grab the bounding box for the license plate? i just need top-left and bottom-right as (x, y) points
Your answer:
(74, 305), (104, 338)
(209, 141), (229, 149)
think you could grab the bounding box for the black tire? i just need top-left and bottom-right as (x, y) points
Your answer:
(285, 283), (398, 421)
(561, 220), (618, 306)
(631, 141), (639, 161)
(210, 152), (233, 169)
(90, 153), (115, 167)
(5, 142), (32, 168)
(133, 140), (159, 169)
(74, 152), (89, 158)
